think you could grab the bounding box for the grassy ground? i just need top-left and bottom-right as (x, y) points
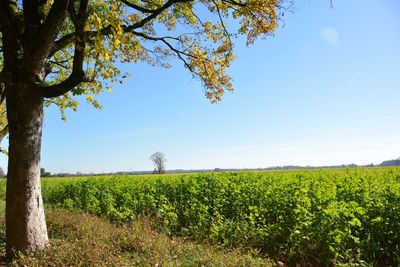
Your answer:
(0, 204), (273, 266)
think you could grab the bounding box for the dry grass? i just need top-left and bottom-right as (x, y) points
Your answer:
(0, 208), (273, 266)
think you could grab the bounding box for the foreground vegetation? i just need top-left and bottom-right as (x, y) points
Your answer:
(1, 167), (400, 266)
(0, 207), (271, 266)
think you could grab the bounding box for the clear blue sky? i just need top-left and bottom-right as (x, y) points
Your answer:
(2, 0), (400, 173)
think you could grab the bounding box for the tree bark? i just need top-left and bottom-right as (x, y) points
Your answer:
(5, 72), (49, 256)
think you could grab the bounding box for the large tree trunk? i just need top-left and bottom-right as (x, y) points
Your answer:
(5, 75), (49, 256)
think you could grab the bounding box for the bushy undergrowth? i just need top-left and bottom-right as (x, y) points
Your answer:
(0, 209), (271, 266)
(29, 168), (400, 265)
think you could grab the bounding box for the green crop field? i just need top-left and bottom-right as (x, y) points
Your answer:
(1, 167), (400, 266)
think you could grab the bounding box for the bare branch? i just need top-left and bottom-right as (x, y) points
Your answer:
(131, 31), (209, 76)
(189, 8), (205, 27)
(49, 60), (70, 69)
(49, 33), (76, 58)
(124, 0), (192, 31)
(223, 0), (246, 7)
(119, 0), (157, 13)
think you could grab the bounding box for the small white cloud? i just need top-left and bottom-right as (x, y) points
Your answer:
(320, 27), (339, 46)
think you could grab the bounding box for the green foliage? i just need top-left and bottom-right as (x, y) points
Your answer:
(29, 168), (400, 265)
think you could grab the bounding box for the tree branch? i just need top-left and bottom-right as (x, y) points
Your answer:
(124, 0), (192, 31)
(0, 0), (22, 62)
(41, 0), (253, 97)
(0, 0), (21, 30)
(49, 59), (70, 69)
(33, 0), (89, 98)
(212, 0), (233, 61)
(131, 31), (205, 74)
(22, 0), (47, 33)
(33, 69), (86, 97)
(27, 0), (69, 71)
(49, 0), (193, 57)
(49, 26), (113, 58)
(49, 0), (250, 58)
(224, 0), (246, 7)
(118, 0), (157, 13)
(68, 0), (79, 26)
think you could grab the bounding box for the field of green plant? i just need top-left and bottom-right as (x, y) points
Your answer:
(33, 167), (400, 266)
(2, 167), (400, 266)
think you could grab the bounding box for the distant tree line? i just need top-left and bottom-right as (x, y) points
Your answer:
(379, 159), (400, 167)
(2, 157), (397, 180)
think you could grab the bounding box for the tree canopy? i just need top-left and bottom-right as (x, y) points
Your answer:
(1, 0), (289, 115)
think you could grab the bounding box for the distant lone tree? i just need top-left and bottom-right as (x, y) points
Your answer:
(150, 152), (167, 174)
(0, 167), (5, 177)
